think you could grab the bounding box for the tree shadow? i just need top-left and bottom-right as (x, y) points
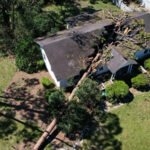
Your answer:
(120, 91), (134, 103)
(79, 112), (122, 150)
(0, 78), (50, 125)
(0, 106), (42, 146)
(81, 6), (96, 14)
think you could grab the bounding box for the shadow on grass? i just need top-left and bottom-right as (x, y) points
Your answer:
(120, 91), (134, 103)
(0, 107), (42, 143)
(0, 78), (50, 124)
(79, 112), (122, 150)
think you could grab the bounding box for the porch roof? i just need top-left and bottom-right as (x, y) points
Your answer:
(107, 48), (137, 74)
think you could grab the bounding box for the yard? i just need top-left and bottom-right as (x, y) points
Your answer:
(0, 56), (50, 149)
(0, 56), (17, 93)
(43, 0), (122, 18)
(111, 91), (150, 150)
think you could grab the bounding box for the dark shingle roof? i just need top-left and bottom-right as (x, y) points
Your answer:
(107, 48), (137, 74)
(35, 21), (113, 81)
(43, 37), (94, 80)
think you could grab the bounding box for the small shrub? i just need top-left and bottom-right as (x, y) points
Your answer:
(45, 89), (57, 101)
(37, 60), (45, 70)
(41, 77), (52, 89)
(105, 81), (129, 103)
(131, 74), (149, 89)
(144, 58), (150, 71)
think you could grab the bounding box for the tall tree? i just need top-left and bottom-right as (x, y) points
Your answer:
(75, 78), (102, 111)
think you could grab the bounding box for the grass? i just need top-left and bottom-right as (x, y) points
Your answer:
(0, 107), (42, 150)
(111, 91), (150, 150)
(43, 0), (122, 17)
(0, 56), (17, 92)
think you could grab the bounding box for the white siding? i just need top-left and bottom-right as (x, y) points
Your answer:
(111, 0), (132, 11)
(135, 49), (150, 59)
(112, 0), (150, 11)
(40, 48), (61, 88)
(96, 66), (109, 75)
(139, 0), (150, 10)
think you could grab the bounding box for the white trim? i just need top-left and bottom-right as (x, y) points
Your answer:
(40, 48), (61, 88)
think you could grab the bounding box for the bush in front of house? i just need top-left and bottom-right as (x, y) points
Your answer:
(144, 58), (150, 71)
(45, 89), (57, 101)
(37, 60), (45, 70)
(131, 74), (149, 90)
(15, 38), (41, 73)
(41, 77), (52, 89)
(105, 81), (129, 104)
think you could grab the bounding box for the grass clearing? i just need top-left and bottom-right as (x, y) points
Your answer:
(111, 91), (150, 150)
(0, 56), (17, 92)
(0, 107), (42, 150)
(43, 0), (122, 16)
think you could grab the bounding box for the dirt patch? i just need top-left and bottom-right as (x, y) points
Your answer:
(129, 88), (143, 95)
(1, 70), (75, 149)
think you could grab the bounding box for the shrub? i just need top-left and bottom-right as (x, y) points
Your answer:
(48, 90), (66, 118)
(105, 81), (129, 103)
(41, 77), (52, 89)
(144, 58), (150, 71)
(131, 74), (149, 89)
(57, 100), (89, 135)
(15, 38), (41, 73)
(75, 78), (102, 110)
(45, 89), (57, 101)
(37, 60), (45, 70)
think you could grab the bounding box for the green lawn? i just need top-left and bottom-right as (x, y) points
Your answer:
(0, 56), (17, 92)
(43, 0), (122, 16)
(111, 92), (150, 150)
(0, 107), (41, 150)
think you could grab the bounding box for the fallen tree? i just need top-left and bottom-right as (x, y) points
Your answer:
(33, 52), (101, 150)
(33, 12), (149, 149)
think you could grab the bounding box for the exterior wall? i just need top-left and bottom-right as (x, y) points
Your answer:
(40, 47), (61, 88)
(139, 0), (150, 10)
(135, 49), (150, 59)
(111, 0), (132, 12)
(112, 0), (150, 11)
(59, 79), (68, 88)
(96, 66), (109, 75)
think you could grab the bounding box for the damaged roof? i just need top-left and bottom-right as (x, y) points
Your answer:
(107, 48), (137, 74)
(35, 21), (113, 81)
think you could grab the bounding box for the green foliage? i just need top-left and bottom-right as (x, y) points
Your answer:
(131, 74), (149, 89)
(144, 58), (150, 71)
(58, 100), (89, 135)
(80, 113), (121, 150)
(41, 77), (52, 88)
(111, 91), (150, 150)
(15, 38), (41, 73)
(122, 41), (141, 59)
(105, 81), (129, 103)
(45, 88), (57, 101)
(75, 78), (102, 110)
(48, 90), (66, 118)
(16, 121), (41, 142)
(37, 60), (45, 70)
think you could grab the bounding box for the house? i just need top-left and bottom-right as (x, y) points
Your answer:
(112, 0), (150, 11)
(35, 12), (150, 88)
(35, 21), (113, 88)
(92, 13), (150, 79)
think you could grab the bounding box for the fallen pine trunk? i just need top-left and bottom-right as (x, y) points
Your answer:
(33, 118), (57, 150)
(33, 53), (101, 150)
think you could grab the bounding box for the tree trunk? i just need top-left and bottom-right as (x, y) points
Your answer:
(33, 53), (101, 150)
(33, 118), (57, 150)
